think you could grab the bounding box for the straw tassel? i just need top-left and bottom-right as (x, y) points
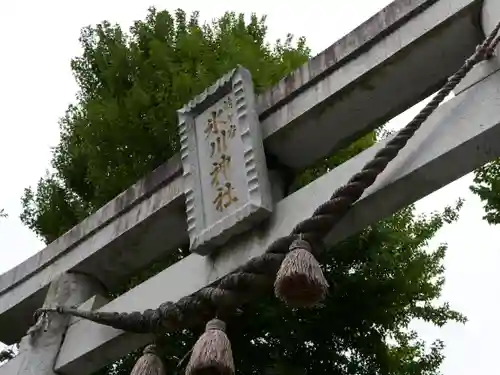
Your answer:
(274, 238), (329, 308)
(185, 318), (234, 375)
(130, 344), (166, 375)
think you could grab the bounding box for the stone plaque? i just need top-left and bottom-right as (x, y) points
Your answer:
(177, 66), (273, 255)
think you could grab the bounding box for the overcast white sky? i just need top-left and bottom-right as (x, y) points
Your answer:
(0, 1), (499, 374)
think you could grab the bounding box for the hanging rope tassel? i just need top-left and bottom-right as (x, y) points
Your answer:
(185, 318), (234, 375)
(130, 344), (166, 375)
(274, 238), (329, 308)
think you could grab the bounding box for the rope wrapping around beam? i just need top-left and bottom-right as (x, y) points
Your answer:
(37, 20), (500, 335)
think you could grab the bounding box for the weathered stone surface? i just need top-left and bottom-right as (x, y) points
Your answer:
(0, 171), (185, 344)
(56, 66), (500, 375)
(178, 67), (272, 255)
(259, 0), (482, 169)
(0, 0), (484, 345)
(0, 273), (104, 375)
(0, 353), (23, 375)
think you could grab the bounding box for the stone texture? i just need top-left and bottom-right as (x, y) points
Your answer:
(56, 67), (500, 375)
(178, 67), (272, 255)
(0, 0), (484, 346)
(6, 273), (104, 375)
(0, 173), (185, 344)
(259, 0), (482, 169)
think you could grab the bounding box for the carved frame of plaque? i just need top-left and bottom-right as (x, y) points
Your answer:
(177, 66), (273, 255)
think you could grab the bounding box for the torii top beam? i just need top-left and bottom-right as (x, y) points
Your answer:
(0, 0), (484, 345)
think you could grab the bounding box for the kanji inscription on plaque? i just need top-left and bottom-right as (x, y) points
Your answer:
(177, 66), (273, 255)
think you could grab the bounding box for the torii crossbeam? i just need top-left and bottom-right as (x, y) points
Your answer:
(1, 0), (500, 374)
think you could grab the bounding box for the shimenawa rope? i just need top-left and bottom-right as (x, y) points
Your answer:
(36, 20), (500, 335)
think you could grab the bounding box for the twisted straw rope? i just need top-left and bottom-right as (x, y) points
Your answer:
(37, 20), (500, 335)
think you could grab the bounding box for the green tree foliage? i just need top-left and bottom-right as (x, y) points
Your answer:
(20, 7), (465, 375)
(20, 9), (309, 243)
(471, 161), (500, 223)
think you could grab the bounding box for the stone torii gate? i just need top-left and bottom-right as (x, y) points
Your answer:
(2, 0), (500, 373)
